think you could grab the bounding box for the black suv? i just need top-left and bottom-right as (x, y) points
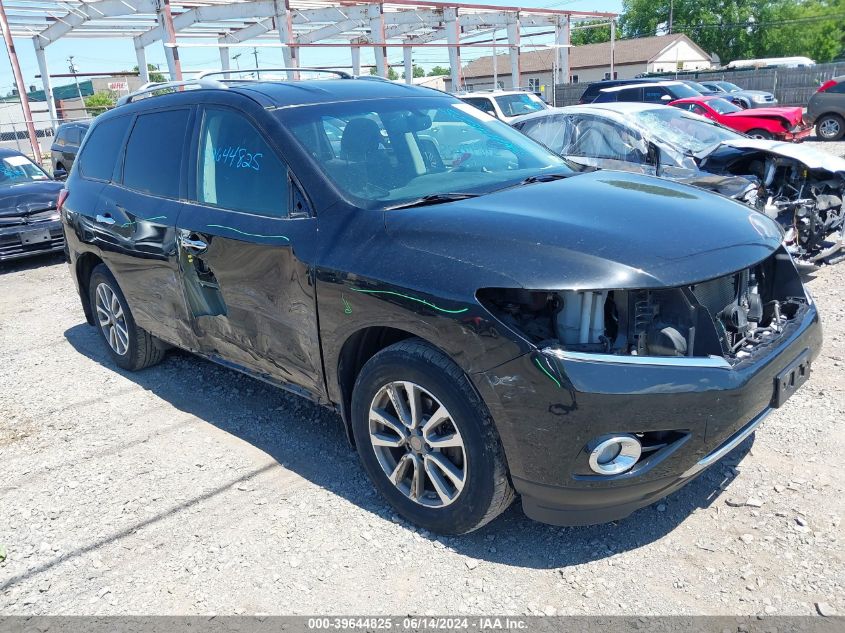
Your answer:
(60, 72), (821, 534)
(592, 80), (701, 104)
(50, 121), (89, 179)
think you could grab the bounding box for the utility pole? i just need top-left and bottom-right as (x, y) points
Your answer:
(232, 53), (241, 70)
(668, 0), (674, 35)
(252, 47), (260, 79)
(68, 55), (83, 100)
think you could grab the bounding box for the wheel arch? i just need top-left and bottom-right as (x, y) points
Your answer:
(75, 251), (105, 325)
(335, 326), (456, 446)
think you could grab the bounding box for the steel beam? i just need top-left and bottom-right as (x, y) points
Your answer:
(32, 37), (57, 124)
(222, 19), (274, 44)
(555, 15), (569, 84)
(219, 38), (230, 78)
(37, 0), (156, 45)
(275, 0), (297, 78)
(135, 42), (149, 82)
(445, 8), (461, 91)
(0, 0), (42, 162)
(351, 43), (361, 75)
(403, 45), (413, 84)
(368, 4), (387, 78)
(507, 14), (519, 89)
(610, 18), (615, 79)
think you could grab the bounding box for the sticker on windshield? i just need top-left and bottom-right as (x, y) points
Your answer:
(3, 156), (30, 167)
(452, 103), (496, 122)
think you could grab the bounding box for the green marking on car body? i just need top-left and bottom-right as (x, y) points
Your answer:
(349, 287), (469, 314)
(116, 215), (168, 229)
(534, 357), (561, 389)
(207, 224), (290, 241)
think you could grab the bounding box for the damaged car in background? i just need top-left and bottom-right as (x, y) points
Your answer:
(512, 102), (845, 266)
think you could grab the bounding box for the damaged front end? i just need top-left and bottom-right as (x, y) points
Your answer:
(700, 142), (845, 266)
(478, 248), (809, 366)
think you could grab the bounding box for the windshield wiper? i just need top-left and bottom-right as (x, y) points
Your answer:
(515, 172), (573, 186)
(385, 192), (480, 210)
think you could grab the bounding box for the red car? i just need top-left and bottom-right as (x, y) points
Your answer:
(669, 95), (811, 141)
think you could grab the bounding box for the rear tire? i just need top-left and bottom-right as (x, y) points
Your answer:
(815, 114), (844, 141)
(88, 264), (166, 371)
(351, 339), (514, 534)
(746, 128), (773, 140)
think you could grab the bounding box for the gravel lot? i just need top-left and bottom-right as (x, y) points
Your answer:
(1, 140), (843, 617)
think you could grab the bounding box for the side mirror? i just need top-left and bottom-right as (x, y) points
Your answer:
(53, 168), (68, 181)
(660, 94), (672, 101)
(485, 110), (497, 117)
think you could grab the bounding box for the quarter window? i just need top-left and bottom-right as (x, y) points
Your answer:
(78, 116), (132, 181)
(123, 109), (189, 198)
(196, 108), (288, 217)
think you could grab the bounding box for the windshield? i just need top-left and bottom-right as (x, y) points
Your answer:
(494, 93), (547, 117)
(708, 97), (742, 114)
(0, 154), (49, 186)
(281, 96), (568, 209)
(719, 82), (742, 93)
(685, 81), (711, 93)
(631, 107), (743, 153)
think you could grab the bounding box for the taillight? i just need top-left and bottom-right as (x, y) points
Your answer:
(57, 188), (69, 212)
(817, 80), (838, 93)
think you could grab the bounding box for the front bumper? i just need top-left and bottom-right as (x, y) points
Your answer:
(473, 302), (822, 526)
(0, 220), (64, 262)
(783, 125), (813, 141)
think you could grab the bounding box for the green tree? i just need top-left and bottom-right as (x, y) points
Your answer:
(369, 66), (399, 80)
(571, 20), (612, 46)
(84, 91), (116, 115)
(401, 65), (427, 79)
(427, 66), (451, 76)
(132, 63), (167, 83)
(620, 0), (845, 64)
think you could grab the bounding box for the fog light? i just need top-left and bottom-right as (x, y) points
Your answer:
(588, 435), (642, 475)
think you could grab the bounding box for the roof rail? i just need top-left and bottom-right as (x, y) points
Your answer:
(116, 78), (226, 105)
(197, 67), (352, 80)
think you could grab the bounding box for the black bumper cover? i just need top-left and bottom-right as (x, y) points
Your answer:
(473, 302), (822, 526)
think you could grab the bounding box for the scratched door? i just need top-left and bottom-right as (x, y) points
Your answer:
(175, 105), (324, 399)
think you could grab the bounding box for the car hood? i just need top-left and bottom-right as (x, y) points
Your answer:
(385, 170), (782, 291)
(698, 139), (845, 174)
(725, 106), (803, 125)
(0, 180), (62, 216)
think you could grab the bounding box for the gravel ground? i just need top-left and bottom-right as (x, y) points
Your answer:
(1, 141), (843, 617)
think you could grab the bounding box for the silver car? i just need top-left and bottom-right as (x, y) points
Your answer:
(699, 80), (778, 109)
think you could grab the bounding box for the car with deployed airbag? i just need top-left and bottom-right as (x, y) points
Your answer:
(60, 72), (821, 534)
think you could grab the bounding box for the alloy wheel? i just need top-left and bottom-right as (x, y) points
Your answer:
(95, 282), (129, 356)
(819, 118), (841, 139)
(368, 381), (467, 508)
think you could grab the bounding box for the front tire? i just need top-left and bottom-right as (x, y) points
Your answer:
(89, 264), (166, 371)
(351, 339), (514, 534)
(815, 114), (844, 141)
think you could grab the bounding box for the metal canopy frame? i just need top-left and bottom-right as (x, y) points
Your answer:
(1, 0), (617, 158)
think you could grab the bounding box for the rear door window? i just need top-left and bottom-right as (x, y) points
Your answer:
(122, 109), (190, 198)
(78, 116), (132, 182)
(196, 108), (288, 217)
(617, 87), (642, 101)
(519, 114), (574, 154)
(643, 86), (669, 103)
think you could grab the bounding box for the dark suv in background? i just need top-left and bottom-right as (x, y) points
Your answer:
(50, 121), (89, 179)
(60, 71), (820, 534)
(591, 80), (701, 104)
(807, 76), (845, 141)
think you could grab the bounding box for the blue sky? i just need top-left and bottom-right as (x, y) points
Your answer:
(2, 0), (622, 95)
